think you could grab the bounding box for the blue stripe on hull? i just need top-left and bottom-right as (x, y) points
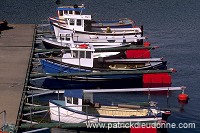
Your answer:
(41, 59), (142, 78)
(41, 59), (91, 73)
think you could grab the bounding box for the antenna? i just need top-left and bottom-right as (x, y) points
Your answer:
(80, 4), (85, 15)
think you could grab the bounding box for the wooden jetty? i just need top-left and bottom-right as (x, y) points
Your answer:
(0, 24), (35, 128)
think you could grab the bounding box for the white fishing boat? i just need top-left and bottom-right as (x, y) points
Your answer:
(50, 4), (145, 43)
(49, 87), (185, 124)
(42, 30), (131, 49)
(52, 21), (145, 43)
(50, 4), (135, 29)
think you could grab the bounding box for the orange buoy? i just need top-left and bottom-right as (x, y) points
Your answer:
(143, 42), (151, 47)
(178, 93), (189, 101)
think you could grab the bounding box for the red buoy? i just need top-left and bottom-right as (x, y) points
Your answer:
(178, 94), (189, 101)
(143, 42), (151, 47)
(79, 44), (88, 49)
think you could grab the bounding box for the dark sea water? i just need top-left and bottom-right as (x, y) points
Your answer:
(1, 0), (200, 133)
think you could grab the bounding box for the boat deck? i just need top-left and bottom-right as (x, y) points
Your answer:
(0, 24), (35, 125)
(87, 105), (148, 117)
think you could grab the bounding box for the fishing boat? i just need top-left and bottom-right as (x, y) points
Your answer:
(49, 88), (174, 124)
(42, 30), (131, 49)
(32, 43), (169, 89)
(50, 4), (145, 43)
(31, 69), (173, 89)
(52, 21), (144, 43)
(50, 4), (135, 29)
(41, 43), (167, 74)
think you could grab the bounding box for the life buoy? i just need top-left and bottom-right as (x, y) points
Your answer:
(79, 44), (88, 49)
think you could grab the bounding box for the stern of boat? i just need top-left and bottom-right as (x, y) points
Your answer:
(161, 109), (171, 122)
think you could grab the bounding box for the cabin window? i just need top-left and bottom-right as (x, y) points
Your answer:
(77, 19), (81, 26)
(73, 51), (78, 58)
(73, 98), (78, 105)
(59, 10), (63, 16)
(64, 10), (68, 15)
(75, 11), (80, 15)
(86, 51), (91, 58)
(66, 34), (70, 41)
(84, 99), (91, 104)
(80, 51), (85, 58)
(67, 97), (72, 104)
(64, 18), (68, 25)
(70, 19), (74, 25)
(69, 10), (73, 14)
(60, 35), (65, 41)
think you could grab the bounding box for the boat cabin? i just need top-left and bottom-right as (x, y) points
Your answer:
(56, 4), (92, 32)
(57, 30), (74, 44)
(57, 4), (85, 19)
(64, 89), (83, 111)
(54, 4), (143, 34)
(64, 89), (95, 111)
(62, 42), (95, 68)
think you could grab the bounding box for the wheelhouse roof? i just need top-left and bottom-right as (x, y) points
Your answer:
(64, 89), (83, 99)
(57, 6), (85, 11)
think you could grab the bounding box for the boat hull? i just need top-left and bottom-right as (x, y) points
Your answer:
(38, 59), (142, 89)
(31, 75), (143, 89)
(49, 100), (164, 124)
(31, 59), (169, 89)
(42, 36), (130, 50)
(52, 23), (145, 43)
(34, 59), (167, 89)
(41, 58), (167, 74)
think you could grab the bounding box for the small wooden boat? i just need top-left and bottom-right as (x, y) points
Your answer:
(49, 88), (173, 124)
